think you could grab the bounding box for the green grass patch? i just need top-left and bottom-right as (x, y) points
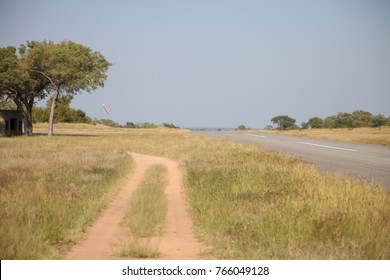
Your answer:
(123, 164), (168, 237)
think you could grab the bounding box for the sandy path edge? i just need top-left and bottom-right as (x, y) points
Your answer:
(65, 152), (204, 260)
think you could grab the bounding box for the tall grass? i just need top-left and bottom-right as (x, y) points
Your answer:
(0, 135), (131, 259)
(185, 141), (390, 259)
(1, 124), (389, 259)
(0, 127), (185, 259)
(122, 164), (168, 237)
(117, 164), (167, 259)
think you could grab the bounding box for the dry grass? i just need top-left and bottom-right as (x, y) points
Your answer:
(32, 122), (190, 136)
(122, 164), (168, 237)
(0, 134), (132, 259)
(1, 123), (389, 259)
(32, 122), (125, 134)
(116, 242), (162, 259)
(0, 126), (187, 259)
(259, 126), (390, 146)
(185, 141), (390, 259)
(117, 164), (168, 259)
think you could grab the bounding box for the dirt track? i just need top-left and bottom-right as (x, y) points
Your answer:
(65, 153), (204, 260)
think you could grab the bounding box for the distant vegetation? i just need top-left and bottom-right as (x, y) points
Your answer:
(262, 126), (390, 146)
(31, 98), (180, 129)
(125, 122), (179, 129)
(236, 124), (251, 130)
(270, 110), (390, 130)
(94, 119), (123, 127)
(271, 115), (298, 130)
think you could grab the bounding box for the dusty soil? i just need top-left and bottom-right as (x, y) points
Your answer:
(65, 153), (205, 260)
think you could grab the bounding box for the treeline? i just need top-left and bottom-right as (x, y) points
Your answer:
(93, 120), (179, 129)
(33, 96), (91, 124)
(32, 96), (180, 129)
(269, 110), (390, 130)
(301, 110), (389, 129)
(124, 122), (179, 129)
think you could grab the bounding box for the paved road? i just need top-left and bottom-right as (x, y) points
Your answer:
(191, 131), (390, 188)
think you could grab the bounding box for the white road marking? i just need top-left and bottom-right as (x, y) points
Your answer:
(246, 134), (267, 138)
(298, 141), (357, 152)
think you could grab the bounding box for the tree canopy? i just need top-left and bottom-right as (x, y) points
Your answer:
(270, 110), (389, 130)
(0, 46), (49, 135)
(0, 40), (111, 135)
(307, 110), (388, 129)
(271, 115), (296, 130)
(301, 116), (324, 129)
(21, 40), (112, 135)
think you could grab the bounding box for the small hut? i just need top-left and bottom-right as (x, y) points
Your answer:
(0, 110), (23, 136)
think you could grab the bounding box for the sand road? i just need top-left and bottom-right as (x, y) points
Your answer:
(65, 153), (204, 260)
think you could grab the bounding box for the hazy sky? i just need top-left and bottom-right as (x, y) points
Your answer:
(1, 0), (389, 128)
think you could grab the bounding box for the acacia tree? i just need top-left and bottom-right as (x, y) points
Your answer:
(271, 115), (296, 130)
(0, 46), (48, 135)
(21, 40), (111, 135)
(307, 116), (324, 129)
(1, 40), (111, 135)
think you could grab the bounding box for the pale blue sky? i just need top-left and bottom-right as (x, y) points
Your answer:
(1, 0), (389, 128)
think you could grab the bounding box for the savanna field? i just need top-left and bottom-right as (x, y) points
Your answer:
(260, 126), (390, 146)
(0, 124), (389, 259)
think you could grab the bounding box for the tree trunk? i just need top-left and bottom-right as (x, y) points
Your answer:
(22, 111), (33, 136)
(13, 97), (33, 136)
(24, 102), (34, 136)
(48, 89), (60, 136)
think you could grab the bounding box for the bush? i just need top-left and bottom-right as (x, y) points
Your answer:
(124, 122), (160, 129)
(95, 119), (122, 127)
(369, 114), (387, 128)
(236, 125), (251, 130)
(271, 115), (296, 130)
(162, 123), (179, 129)
(304, 110), (388, 129)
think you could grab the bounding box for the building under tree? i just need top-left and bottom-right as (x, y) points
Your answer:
(0, 110), (23, 136)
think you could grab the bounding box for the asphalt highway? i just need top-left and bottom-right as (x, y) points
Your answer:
(191, 131), (390, 188)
